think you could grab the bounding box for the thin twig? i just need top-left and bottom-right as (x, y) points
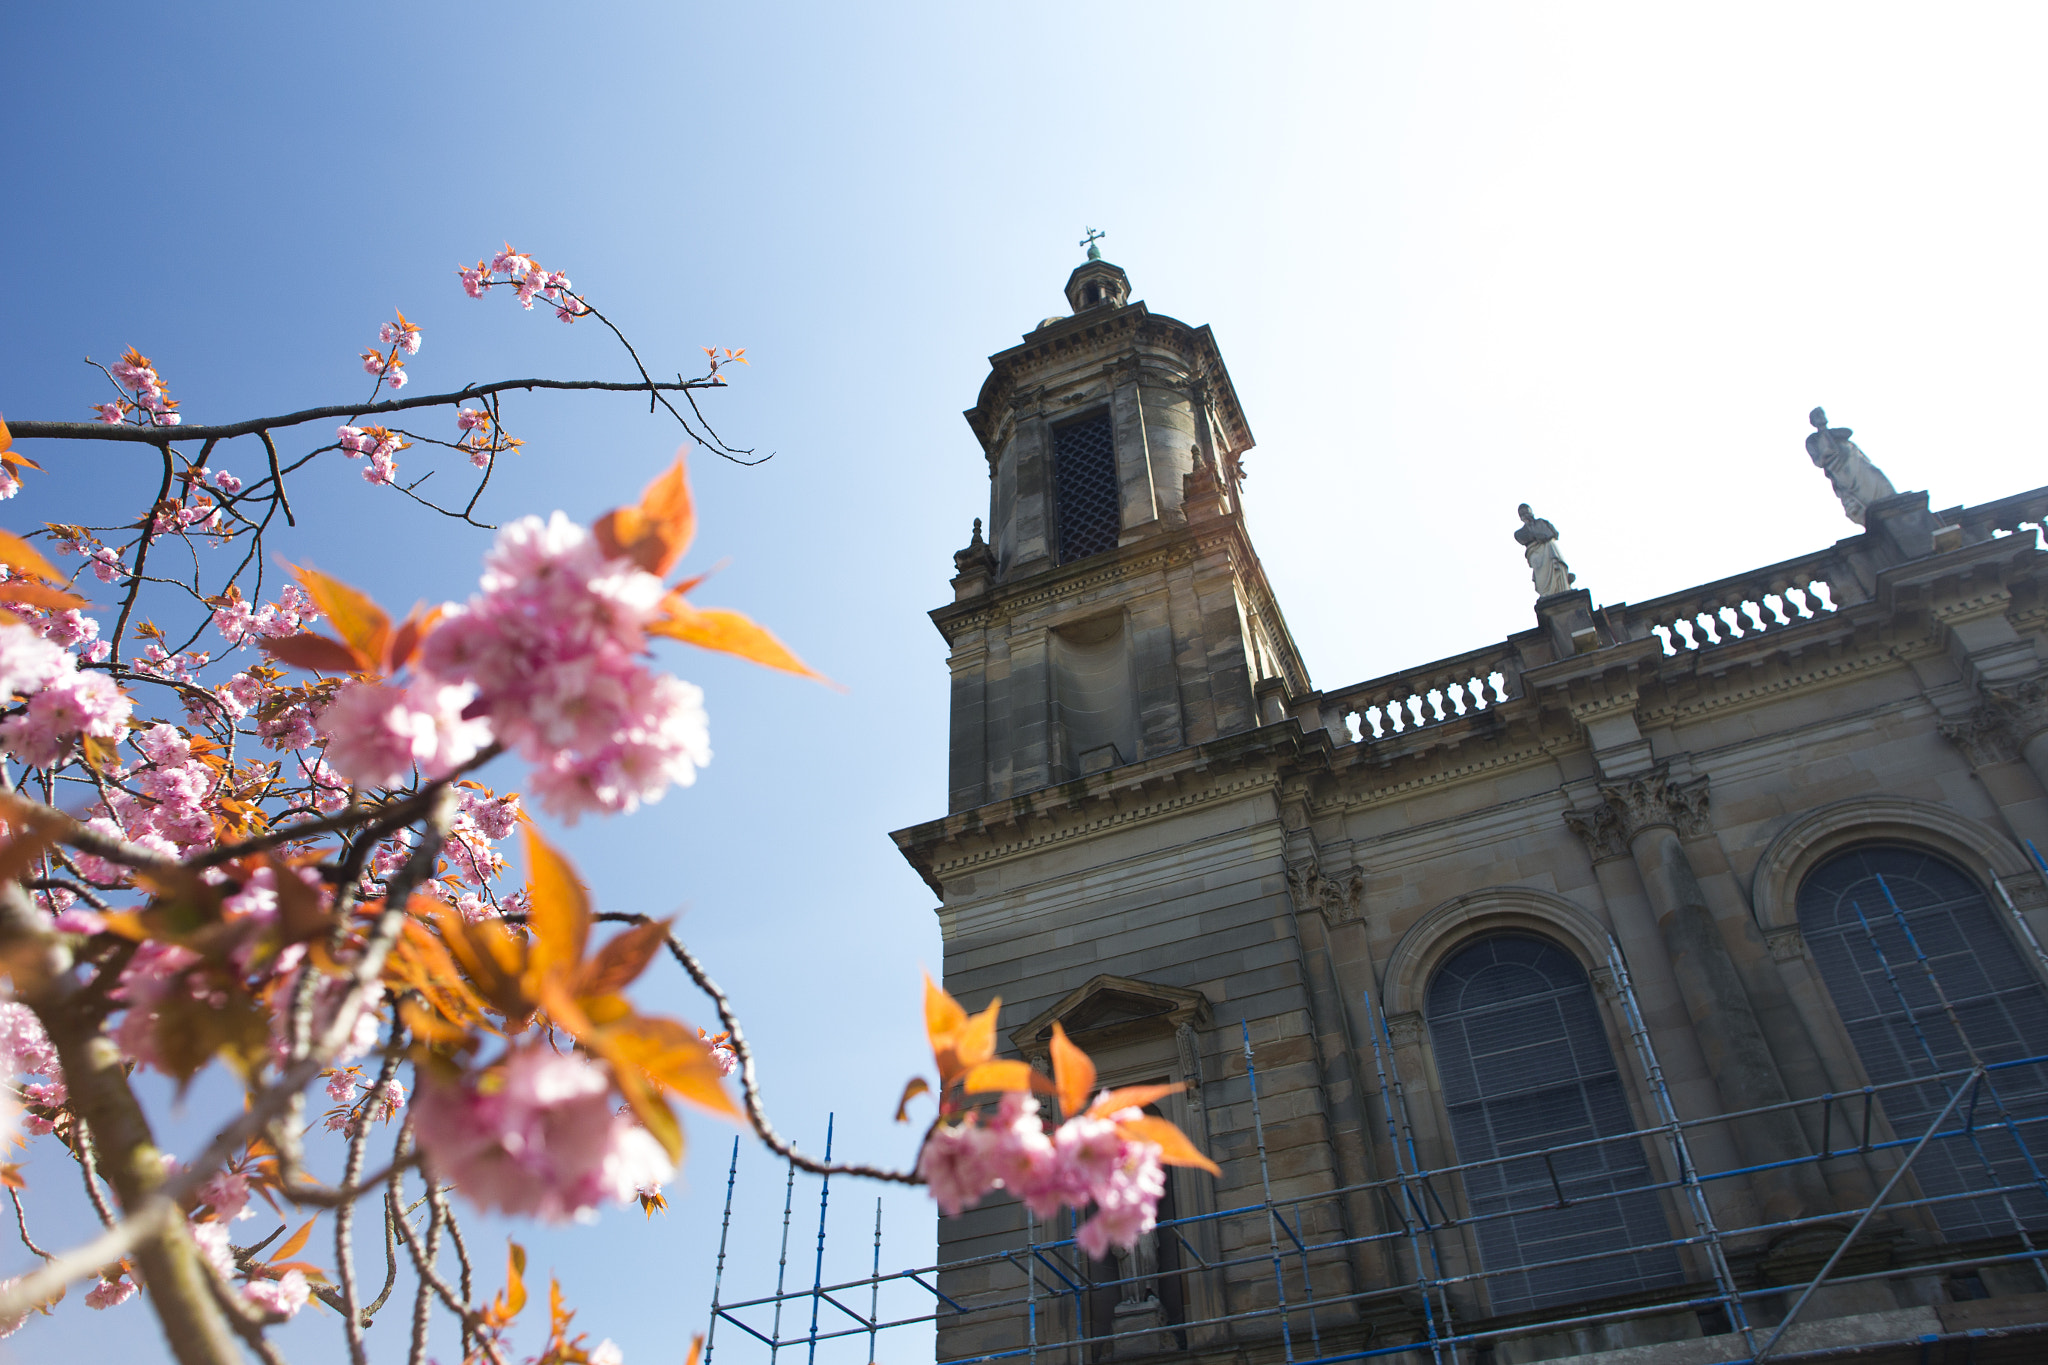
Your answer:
(589, 912), (921, 1184)
(11, 1188), (52, 1260)
(7, 377), (725, 445)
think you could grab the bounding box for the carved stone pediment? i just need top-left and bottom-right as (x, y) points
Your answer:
(1009, 974), (1211, 1064)
(1286, 861), (1366, 925)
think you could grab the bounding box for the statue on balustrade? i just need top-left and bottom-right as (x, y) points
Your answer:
(1806, 407), (1896, 526)
(1515, 503), (1576, 598)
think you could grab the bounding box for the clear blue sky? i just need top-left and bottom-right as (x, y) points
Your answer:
(4, 5), (2046, 1362)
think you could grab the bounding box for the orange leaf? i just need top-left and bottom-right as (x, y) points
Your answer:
(266, 855), (334, 944)
(605, 1012), (744, 1122)
(266, 1218), (317, 1264)
(1086, 1082), (1183, 1118)
(962, 1059), (1040, 1094)
(521, 822), (590, 989)
(0, 529), (61, 585)
(0, 820), (56, 887)
(647, 600), (834, 686)
(923, 973), (967, 1051)
(894, 1077), (930, 1122)
(0, 580), (87, 612)
(383, 603), (442, 675)
(1050, 1022), (1095, 1120)
(956, 997), (999, 1072)
(495, 1241), (528, 1322)
(259, 631), (369, 675)
(574, 917), (672, 998)
(685, 1335), (704, 1365)
(1114, 1114), (1222, 1176)
(593, 452), (696, 577)
(288, 564), (391, 671)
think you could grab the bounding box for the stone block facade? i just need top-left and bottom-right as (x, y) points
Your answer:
(893, 260), (2048, 1364)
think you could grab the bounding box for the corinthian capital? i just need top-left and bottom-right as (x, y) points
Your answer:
(1985, 674), (2048, 744)
(1566, 765), (1712, 855)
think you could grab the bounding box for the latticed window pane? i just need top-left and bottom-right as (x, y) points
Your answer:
(1053, 415), (1120, 564)
(1797, 846), (2048, 1241)
(1426, 935), (1683, 1314)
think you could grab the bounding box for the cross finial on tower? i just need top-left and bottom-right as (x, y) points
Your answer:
(1080, 227), (1106, 261)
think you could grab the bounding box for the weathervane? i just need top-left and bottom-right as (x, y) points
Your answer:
(1080, 227), (1106, 261)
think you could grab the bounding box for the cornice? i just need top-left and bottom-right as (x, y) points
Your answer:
(931, 520), (1251, 641)
(892, 725), (1319, 890)
(965, 303), (1252, 456)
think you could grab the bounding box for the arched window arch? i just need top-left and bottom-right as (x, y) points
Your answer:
(1425, 935), (1682, 1313)
(1796, 844), (2048, 1240)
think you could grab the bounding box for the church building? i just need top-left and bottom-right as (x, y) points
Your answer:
(889, 253), (2048, 1365)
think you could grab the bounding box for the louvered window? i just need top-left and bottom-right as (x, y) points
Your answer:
(1797, 846), (2048, 1240)
(1053, 414), (1120, 564)
(1426, 935), (1682, 1313)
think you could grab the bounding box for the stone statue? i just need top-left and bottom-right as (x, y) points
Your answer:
(1515, 504), (1575, 598)
(1805, 407), (1896, 526)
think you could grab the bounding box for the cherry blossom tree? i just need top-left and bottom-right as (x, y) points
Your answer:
(0, 248), (1213, 1365)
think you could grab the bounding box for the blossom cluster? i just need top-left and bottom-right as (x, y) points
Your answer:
(317, 510), (711, 818)
(458, 245), (589, 322)
(335, 424), (409, 486)
(411, 1045), (674, 1223)
(359, 310), (421, 396)
(94, 348), (182, 427)
(919, 1094), (1168, 1258)
(210, 583), (320, 649)
(0, 622), (132, 767)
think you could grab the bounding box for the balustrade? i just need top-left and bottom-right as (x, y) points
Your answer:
(1323, 648), (1519, 744)
(1623, 552), (1847, 658)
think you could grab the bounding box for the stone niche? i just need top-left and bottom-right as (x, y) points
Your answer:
(1052, 612), (1138, 779)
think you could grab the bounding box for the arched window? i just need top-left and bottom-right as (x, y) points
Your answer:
(1426, 935), (1682, 1313)
(1796, 845), (2048, 1240)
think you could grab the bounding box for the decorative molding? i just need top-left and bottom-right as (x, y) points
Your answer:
(1564, 802), (1631, 864)
(1009, 973), (1212, 1065)
(1747, 795), (2040, 932)
(1384, 1012), (1426, 1048)
(1379, 885), (1617, 1018)
(1286, 861), (1366, 925)
(1565, 765), (1711, 858)
(1765, 925), (1808, 964)
(1985, 674), (2048, 745)
(917, 767), (1277, 879)
(1939, 672), (2047, 766)
(1940, 709), (2020, 768)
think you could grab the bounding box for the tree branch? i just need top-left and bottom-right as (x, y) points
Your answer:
(8, 378), (725, 445)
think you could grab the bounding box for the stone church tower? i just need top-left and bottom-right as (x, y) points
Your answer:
(892, 258), (2048, 1364)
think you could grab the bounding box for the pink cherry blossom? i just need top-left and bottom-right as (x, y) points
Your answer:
(918, 1118), (996, 1217)
(379, 317), (422, 355)
(89, 547), (123, 583)
(458, 263), (489, 298)
(411, 1044), (675, 1223)
(94, 402), (127, 424)
(242, 1270), (310, 1319)
(361, 351), (387, 376)
(456, 408), (487, 432)
(211, 469), (243, 494)
(85, 1275), (138, 1310)
(198, 1170), (253, 1222)
(382, 366), (409, 391)
(0, 624), (71, 698)
(316, 679), (490, 789)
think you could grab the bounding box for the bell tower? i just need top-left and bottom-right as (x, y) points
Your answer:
(935, 255), (1311, 811)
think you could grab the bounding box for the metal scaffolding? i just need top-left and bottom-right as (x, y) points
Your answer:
(705, 843), (2048, 1365)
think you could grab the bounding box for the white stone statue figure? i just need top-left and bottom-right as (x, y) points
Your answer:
(1515, 504), (1576, 598)
(1805, 407), (1896, 526)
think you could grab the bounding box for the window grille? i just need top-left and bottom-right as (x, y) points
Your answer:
(1426, 935), (1683, 1313)
(1053, 415), (1120, 564)
(1797, 845), (2048, 1240)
